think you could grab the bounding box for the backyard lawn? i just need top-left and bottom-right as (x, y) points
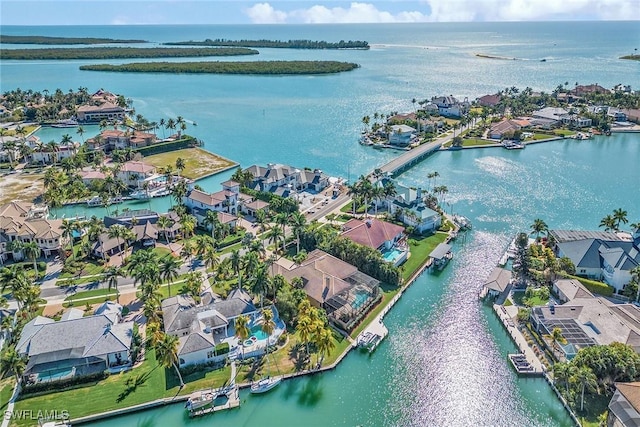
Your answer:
(402, 232), (449, 281)
(11, 350), (231, 426)
(144, 148), (236, 180)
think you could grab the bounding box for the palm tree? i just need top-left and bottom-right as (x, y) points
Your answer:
(553, 361), (572, 395)
(160, 255), (181, 298)
(22, 241), (40, 273)
(104, 266), (122, 303)
(573, 366), (598, 411)
(159, 118), (166, 139)
(296, 314), (314, 357)
(267, 226), (284, 255)
(175, 157), (185, 178)
(156, 333), (184, 388)
(599, 215), (617, 232)
(235, 314), (250, 358)
(179, 215), (196, 239)
(107, 224), (128, 262)
(530, 218), (548, 242)
(612, 208), (628, 230)
(315, 326), (335, 366)
(289, 211), (306, 254)
(255, 209), (268, 233)
(0, 345), (26, 384)
(202, 247), (219, 273)
(60, 219), (77, 259)
(156, 215), (173, 244)
(260, 308), (276, 354)
(551, 327), (567, 357)
(180, 239), (195, 270)
(203, 210), (219, 239)
(76, 126), (85, 143)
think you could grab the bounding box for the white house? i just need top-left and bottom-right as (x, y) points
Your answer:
(383, 181), (442, 234)
(388, 124), (415, 146)
(431, 96), (470, 118)
(550, 229), (640, 294)
(116, 161), (156, 188)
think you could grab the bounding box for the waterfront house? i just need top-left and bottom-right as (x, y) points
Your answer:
(608, 107), (628, 122)
(116, 161), (156, 188)
(79, 169), (107, 185)
(30, 141), (81, 165)
(162, 290), (273, 366)
(388, 124), (416, 146)
(552, 279), (593, 303)
(489, 119), (522, 140)
(273, 249), (381, 332)
(549, 229), (640, 294)
(244, 163), (330, 194)
(622, 108), (640, 124)
(86, 129), (158, 152)
(340, 218), (408, 266)
(572, 84), (609, 96)
(0, 201), (66, 261)
(476, 94), (502, 107)
(530, 294), (640, 359)
(76, 102), (125, 123)
(608, 382), (640, 427)
(381, 179), (442, 234)
(16, 313), (134, 383)
(531, 107), (570, 127)
(431, 96), (470, 118)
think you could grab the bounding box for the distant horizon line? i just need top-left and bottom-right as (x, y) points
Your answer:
(2, 20), (639, 27)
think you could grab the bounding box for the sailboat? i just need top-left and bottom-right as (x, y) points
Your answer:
(250, 376), (281, 394)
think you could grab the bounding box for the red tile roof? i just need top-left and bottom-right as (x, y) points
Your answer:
(341, 218), (404, 249)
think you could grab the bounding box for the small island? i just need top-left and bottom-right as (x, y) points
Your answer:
(79, 60), (360, 75)
(0, 34), (147, 44)
(164, 38), (370, 50)
(620, 54), (640, 61)
(0, 47), (258, 60)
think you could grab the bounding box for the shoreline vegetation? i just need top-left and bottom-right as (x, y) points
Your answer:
(0, 47), (258, 60)
(79, 60), (360, 75)
(0, 35), (147, 45)
(164, 38), (370, 50)
(620, 55), (640, 61)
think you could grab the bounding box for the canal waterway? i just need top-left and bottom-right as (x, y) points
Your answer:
(1, 21), (639, 426)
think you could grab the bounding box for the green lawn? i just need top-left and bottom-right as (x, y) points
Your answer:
(532, 133), (558, 140)
(63, 288), (119, 307)
(12, 350), (231, 426)
(402, 232), (449, 281)
(512, 290), (549, 307)
(58, 259), (105, 279)
(144, 148), (236, 180)
(553, 129), (577, 136)
(462, 138), (497, 147)
(0, 377), (15, 411)
(574, 393), (610, 427)
(340, 202), (365, 214)
(152, 246), (172, 258)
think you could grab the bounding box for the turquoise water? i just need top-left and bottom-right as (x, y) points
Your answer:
(381, 247), (403, 263)
(2, 22), (639, 426)
(38, 367), (74, 382)
(250, 326), (269, 341)
(351, 289), (370, 310)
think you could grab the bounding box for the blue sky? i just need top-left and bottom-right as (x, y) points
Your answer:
(1, 1), (638, 26)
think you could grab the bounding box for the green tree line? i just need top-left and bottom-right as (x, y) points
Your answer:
(79, 60), (360, 75)
(164, 38), (369, 49)
(0, 47), (258, 60)
(0, 35), (146, 44)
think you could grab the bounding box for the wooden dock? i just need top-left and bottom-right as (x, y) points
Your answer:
(187, 385), (240, 417)
(356, 315), (389, 353)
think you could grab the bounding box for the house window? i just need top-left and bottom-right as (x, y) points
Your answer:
(207, 351), (214, 359)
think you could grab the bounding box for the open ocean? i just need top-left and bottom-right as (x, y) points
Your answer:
(2, 21), (639, 426)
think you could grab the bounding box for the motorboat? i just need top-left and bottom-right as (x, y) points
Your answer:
(129, 189), (150, 200)
(250, 376), (281, 394)
(185, 390), (216, 410)
(51, 119), (78, 128)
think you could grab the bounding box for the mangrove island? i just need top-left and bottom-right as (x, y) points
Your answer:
(0, 47), (258, 60)
(164, 38), (370, 49)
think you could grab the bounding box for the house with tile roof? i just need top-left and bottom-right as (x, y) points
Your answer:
(272, 249), (381, 331)
(16, 313), (134, 383)
(76, 102), (125, 123)
(609, 382), (640, 427)
(549, 229), (640, 293)
(489, 119), (522, 140)
(476, 94), (501, 107)
(116, 161), (157, 188)
(0, 201), (67, 262)
(161, 290), (276, 366)
(340, 218), (408, 265)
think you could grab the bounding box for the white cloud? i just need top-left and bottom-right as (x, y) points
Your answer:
(243, 1), (640, 24)
(244, 2), (288, 24)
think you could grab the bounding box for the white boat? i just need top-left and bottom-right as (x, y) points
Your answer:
(86, 196), (102, 206)
(51, 119), (78, 128)
(185, 390), (216, 410)
(129, 189), (150, 200)
(250, 376), (281, 394)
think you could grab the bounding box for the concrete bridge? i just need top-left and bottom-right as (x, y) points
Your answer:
(377, 126), (466, 178)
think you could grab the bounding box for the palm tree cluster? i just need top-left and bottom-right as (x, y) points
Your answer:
(295, 300), (335, 367)
(1, 87), (91, 123)
(553, 342), (640, 413)
(0, 265), (41, 318)
(347, 175), (397, 216)
(599, 208), (632, 232)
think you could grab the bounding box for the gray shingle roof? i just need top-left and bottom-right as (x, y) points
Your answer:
(179, 332), (214, 356)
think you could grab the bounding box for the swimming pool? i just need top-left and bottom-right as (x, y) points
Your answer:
(37, 367), (74, 382)
(250, 325), (269, 341)
(352, 289), (370, 310)
(381, 247), (403, 263)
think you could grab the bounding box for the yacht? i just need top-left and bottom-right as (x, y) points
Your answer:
(250, 376), (281, 394)
(185, 390), (216, 410)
